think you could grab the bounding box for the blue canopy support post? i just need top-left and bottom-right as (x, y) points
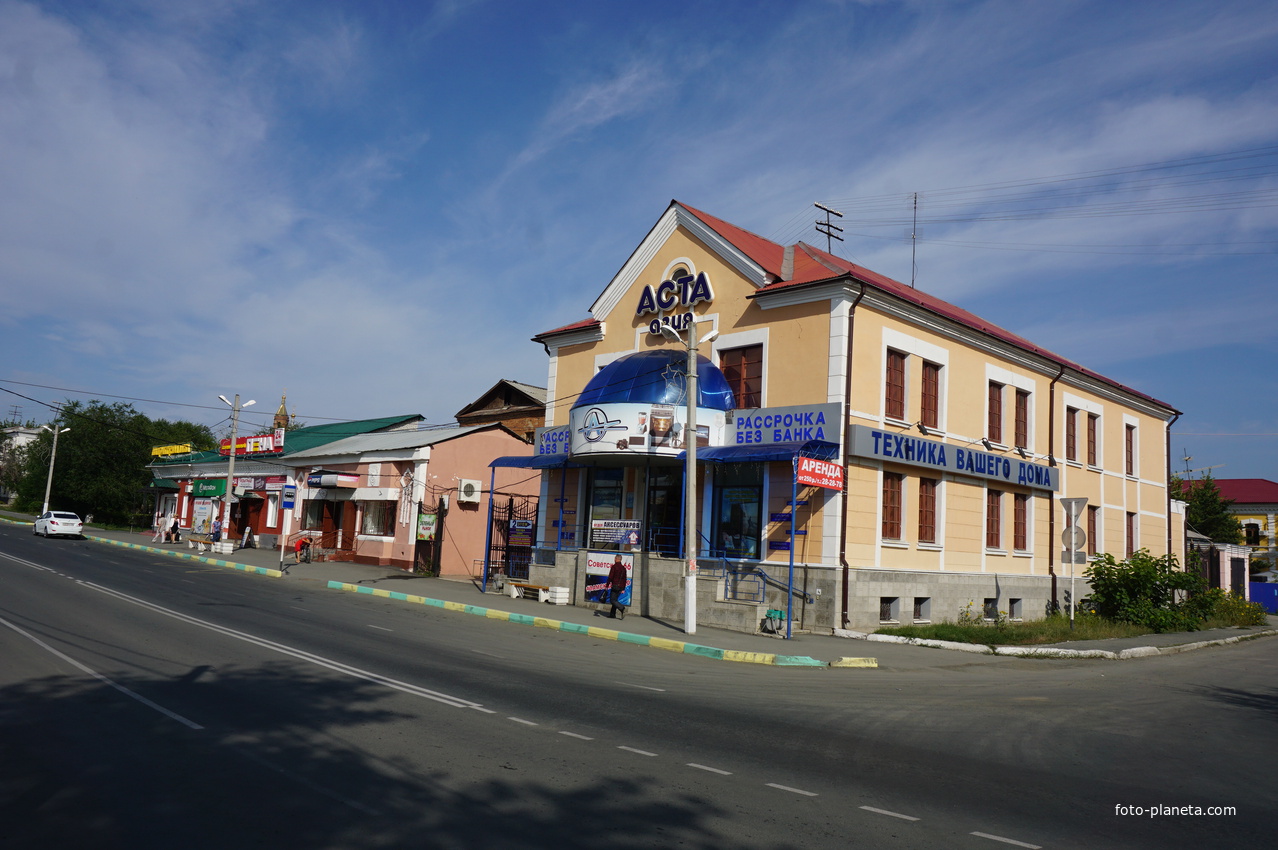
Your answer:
(481, 466), (497, 594)
(788, 457), (797, 640)
(555, 466), (567, 552)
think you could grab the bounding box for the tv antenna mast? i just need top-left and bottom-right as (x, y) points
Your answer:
(815, 203), (843, 254)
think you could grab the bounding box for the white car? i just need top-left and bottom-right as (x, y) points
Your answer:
(34, 511), (84, 539)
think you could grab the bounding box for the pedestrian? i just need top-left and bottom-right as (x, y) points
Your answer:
(294, 536), (311, 564)
(211, 517), (222, 544)
(152, 513), (166, 543)
(607, 555), (628, 620)
(169, 515), (180, 543)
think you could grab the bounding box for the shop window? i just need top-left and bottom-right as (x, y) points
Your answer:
(1065, 407), (1078, 462)
(266, 493), (279, 530)
(1013, 493), (1029, 551)
(885, 350), (906, 421)
(882, 472), (903, 540)
(714, 466), (762, 560)
(913, 597), (931, 622)
(917, 477), (937, 544)
(880, 597), (900, 622)
(986, 490), (1003, 549)
(1087, 505), (1099, 555)
(360, 501), (396, 537)
(589, 468), (625, 550)
(1014, 390), (1030, 449)
(720, 345), (763, 409)
(302, 500), (325, 531)
(1125, 424), (1137, 476)
(921, 362), (941, 430)
(1087, 413), (1099, 466)
(988, 382), (1004, 444)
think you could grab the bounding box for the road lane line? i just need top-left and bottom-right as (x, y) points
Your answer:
(971, 832), (1042, 849)
(688, 763), (732, 775)
(618, 746), (657, 756)
(559, 731), (594, 740)
(77, 580), (484, 709)
(0, 614), (203, 730)
(767, 783), (817, 797)
(615, 681), (666, 691)
(367, 625), (393, 631)
(508, 717), (538, 726)
(860, 805), (920, 821)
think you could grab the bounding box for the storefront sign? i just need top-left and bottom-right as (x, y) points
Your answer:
(848, 424), (1060, 492)
(535, 425), (572, 456)
(729, 403), (840, 446)
(635, 272), (714, 317)
(307, 472), (359, 488)
(192, 479), (227, 497)
(796, 456), (844, 490)
(590, 519), (642, 547)
(151, 443), (192, 457)
(584, 551), (632, 605)
(233, 475), (286, 491)
(417, 512), (438, 542)
(508, 519), (535, 547)
(219, 433), (281, 456)
(569, 402), (724, 458)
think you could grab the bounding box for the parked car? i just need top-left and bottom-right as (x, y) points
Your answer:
(34, 511), (84, 538)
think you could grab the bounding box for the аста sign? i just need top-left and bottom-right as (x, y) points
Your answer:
(635, 271), (714, 335)
(849, 424), (1059, 491)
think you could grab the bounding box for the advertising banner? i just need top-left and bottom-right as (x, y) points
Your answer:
(568, 402), (724, 458)
(728, 403), (841, 446)
(584, 551), (632, 605)
(590, 519), (642, 548)
(417, 512), (438, 542)
(796, 456), (844, 490)
(218, 433), (281, 456)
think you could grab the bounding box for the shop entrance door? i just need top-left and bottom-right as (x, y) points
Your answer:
(645, 468), (683, 557)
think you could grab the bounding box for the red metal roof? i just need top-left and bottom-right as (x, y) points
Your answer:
(532, 202), (1178, 413)
(533, 317), (600, 342)
(1212, 479), (1278, 504)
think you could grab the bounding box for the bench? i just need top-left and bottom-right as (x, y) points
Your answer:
(509, 582), (550, 601)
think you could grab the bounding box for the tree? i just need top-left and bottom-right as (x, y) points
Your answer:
(12, 400), (215, 525)
(1179, 472), (1243, 544)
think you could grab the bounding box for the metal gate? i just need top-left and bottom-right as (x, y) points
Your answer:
(488, 496), (538, 580)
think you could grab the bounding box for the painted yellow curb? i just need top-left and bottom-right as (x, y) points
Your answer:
(831, 657), (878, 668)
(722, 650), (778, 665)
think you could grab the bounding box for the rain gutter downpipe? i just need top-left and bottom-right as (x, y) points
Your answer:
(840, 280), (867, 629)
(1047, 365), (1064, 613)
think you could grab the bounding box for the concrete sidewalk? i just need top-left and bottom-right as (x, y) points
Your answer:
(8, 515), (1276, 668)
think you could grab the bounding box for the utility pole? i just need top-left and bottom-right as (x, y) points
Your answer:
(218, 393), (255, 552)
(40, 418), (70, 515)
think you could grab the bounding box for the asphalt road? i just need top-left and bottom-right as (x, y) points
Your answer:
(2, 524), (1273, 849)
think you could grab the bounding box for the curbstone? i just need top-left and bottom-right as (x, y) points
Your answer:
(831, 657), (878, 668)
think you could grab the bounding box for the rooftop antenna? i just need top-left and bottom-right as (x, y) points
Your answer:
(910, 192), (919, 288)
(815, 203), (843, 255)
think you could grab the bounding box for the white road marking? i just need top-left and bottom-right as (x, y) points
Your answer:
(367, 625), (393, 631)
(615, 681), (666, 692)
(559, 731), (594, 740)
(0, 614), (203, 730)
(971, 832), (1042, 849)
(860, 805), (919, 821)
(472, 707), (497, 714)
(767, 783), (818, 797)
(688, 763), (732, 775)
(76, 581), (484, 709)
(618, 746), (657, 756)
(509, 717), (538, 726)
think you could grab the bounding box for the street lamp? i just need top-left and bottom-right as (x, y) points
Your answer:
(660, 318), (718, 636)
(40, 421), (70, 515)
(218, 394), (255, 549)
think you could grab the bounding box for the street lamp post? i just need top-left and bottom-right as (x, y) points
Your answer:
(218, 394), (255, 551)
(40, 421), (70, 515)
(660, 318), (718, 636)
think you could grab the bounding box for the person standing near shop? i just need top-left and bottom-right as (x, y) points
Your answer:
(152, 513), (167, 543)
(607, 555), (629, 620)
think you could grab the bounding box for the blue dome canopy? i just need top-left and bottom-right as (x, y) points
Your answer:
(574, 349), (736, 411)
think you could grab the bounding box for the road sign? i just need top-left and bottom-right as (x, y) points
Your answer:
(1061, 550), (1088, 565)
(1061, 525), (1086, 549)
(282, 484), (296, 510)
(1060, 497), (1088, 525)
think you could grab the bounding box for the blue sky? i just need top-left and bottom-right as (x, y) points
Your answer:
(2, 0), (1276, 481)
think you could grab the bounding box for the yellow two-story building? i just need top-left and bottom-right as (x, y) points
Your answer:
(507, 201), (1182, 634)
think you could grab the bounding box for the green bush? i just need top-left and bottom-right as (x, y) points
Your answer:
(1084, 550), (1208, 632)
(1208, 592), (1269, 627)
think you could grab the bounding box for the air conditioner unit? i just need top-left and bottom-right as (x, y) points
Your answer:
(457, 479), (482, 504)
